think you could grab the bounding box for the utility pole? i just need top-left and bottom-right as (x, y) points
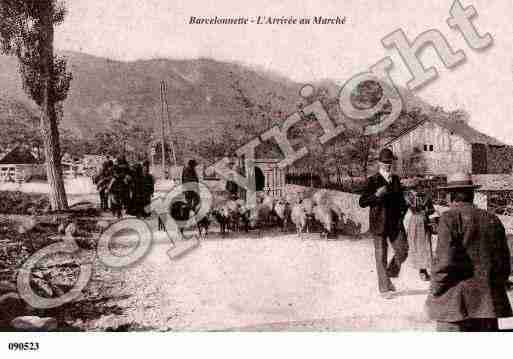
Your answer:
(160, 80), (167, 178)
(162, 80), (178, 172)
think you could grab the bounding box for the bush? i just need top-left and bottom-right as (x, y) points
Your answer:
(0, 191), (50, 215)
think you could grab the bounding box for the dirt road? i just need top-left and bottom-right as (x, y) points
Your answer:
(76, 229), (457, 331)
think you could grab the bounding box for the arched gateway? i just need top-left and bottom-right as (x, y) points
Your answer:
(241, 158), (286, 198)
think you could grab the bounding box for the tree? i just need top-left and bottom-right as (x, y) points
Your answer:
(449, 109), (469, 123)
(89, 116), (153, 161)
(292, 84), (380, 180)
(0, 0), (72, 210)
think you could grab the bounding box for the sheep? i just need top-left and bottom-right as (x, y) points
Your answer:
(248, 195), (273, 229)
(223, 199), (242, 232)
(260, 194), (280, 226)
(326, 198), (345, 234)
(211, 206), (231, 237)
(237, 202), (251, 233)
(241, 200), (272, 237)
(312, 189), (329, 206)
(313, 204), (334, 239)
(256, 202), (273, 229)
(274, 198), (292, 232)
(196, 211), (211, 238)
(261, 194), (275, 210)
(291, 203), (307, 239)
(327, 200), (343, 219)
(312, 191), (344, 236)
(284, 192), (300, 206)
(301, 197), (314, 214)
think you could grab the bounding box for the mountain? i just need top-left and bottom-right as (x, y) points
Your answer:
(0, 97), (40, 150)
(0, 50), (461, 160)
(0, 51), (303, 140)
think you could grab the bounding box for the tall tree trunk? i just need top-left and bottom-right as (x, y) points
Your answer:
(39, 4), (68, 211)
(363, 136), (371, 177)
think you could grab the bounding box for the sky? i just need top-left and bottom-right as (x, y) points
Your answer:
(54, 0), (513, 144)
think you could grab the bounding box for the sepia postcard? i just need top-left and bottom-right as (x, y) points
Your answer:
(0, 0), (512, 357)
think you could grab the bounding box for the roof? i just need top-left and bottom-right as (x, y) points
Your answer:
(383, 117), (505, 147)
(0, 146), (38, 164)
(472, 174), (513, 191)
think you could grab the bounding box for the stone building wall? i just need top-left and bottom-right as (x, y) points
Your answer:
(485, 145), (513, 174)
(388, 121), (472, 177)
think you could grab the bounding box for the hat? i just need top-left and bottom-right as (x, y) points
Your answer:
(378, 148), (396, 164)
(188, 159), (197, 167)
(438, 172), (480, 190)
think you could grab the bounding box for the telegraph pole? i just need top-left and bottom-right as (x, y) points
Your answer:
(162, 80), (178, 172)
(160, 80), (167, 178)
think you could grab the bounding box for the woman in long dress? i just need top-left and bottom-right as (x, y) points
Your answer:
(403, 180), (436, 281)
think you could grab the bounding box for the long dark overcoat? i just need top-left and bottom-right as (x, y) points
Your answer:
(358, 173), (407, 236)
(426, 203), (512, 322)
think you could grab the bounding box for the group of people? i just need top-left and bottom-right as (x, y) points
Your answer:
(360, 148), (512, 332)
(93, 157), (155, 218)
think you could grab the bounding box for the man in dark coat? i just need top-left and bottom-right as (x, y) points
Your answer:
(182, 159), (200, 213)
(108, 164), (127, 219)
(141, 160), (155, 218)
(126, 163), (140, 216)
(131, 163), (146, 217)
(426, 173), (512, 331)
(94, 160), (113, 210)
(359, 148), (408, 298)
(226, 172), (239, 199)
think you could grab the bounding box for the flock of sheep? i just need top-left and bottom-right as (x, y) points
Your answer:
(191, 189), (352, 239)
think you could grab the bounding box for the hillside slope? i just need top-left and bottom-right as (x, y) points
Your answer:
(0, 52), (302, 140)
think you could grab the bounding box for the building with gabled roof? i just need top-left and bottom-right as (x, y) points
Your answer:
(0, 146), (44, 182)
(382, 116), (513, 177)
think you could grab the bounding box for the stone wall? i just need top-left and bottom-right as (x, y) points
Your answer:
(486, 145), (513, 174)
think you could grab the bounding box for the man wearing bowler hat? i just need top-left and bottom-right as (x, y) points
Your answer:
(359, 148), (409, 298)
(426, 172), (512, 331)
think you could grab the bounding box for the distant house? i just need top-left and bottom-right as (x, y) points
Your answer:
(469, 174), (513, 213)
(0, 146), (44, 182)
(382, 117), (513, 177)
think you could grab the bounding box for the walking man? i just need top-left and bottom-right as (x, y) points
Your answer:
(359, 148), (408, 298)
(426, 173), (512, 331)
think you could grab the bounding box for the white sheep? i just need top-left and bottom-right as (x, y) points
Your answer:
(291, 203), (307, 239)
(313, 204), (333, 239)
(312, 189), (329, 206)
